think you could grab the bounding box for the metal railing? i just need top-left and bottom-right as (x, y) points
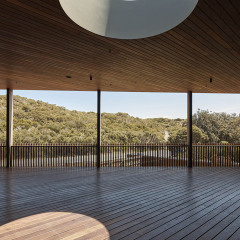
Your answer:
(0, 144), (6, 167)
(193, 144), (240, 167)
(0, 144), (239, 168)
(1, 144), (96, 168)
(101, 144), (188, 167)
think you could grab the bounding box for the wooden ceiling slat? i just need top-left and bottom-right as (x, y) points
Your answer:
(0, 11), (207, 88)
(1, 0), (240, 93)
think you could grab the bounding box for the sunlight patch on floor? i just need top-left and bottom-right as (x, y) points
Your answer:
(0, 212), (110, 240)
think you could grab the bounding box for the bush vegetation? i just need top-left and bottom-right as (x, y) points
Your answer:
(0, 95), (239, 144)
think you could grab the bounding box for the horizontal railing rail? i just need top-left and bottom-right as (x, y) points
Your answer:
(0, 144), (239, 168)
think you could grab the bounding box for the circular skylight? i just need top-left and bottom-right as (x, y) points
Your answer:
(60, 0), (198, 39)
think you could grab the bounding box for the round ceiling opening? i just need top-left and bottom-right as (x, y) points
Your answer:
(60, 0), (198, 39)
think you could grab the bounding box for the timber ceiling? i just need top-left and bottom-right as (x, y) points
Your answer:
(1, 0), (240, 93)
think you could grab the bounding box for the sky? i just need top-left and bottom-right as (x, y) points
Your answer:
(0, 90), (240, 119)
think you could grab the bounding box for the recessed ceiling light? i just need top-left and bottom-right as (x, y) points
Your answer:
(59, 0), (198, 39)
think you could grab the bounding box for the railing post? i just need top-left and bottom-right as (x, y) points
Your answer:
(6, 89), (13, 168)
(97, 90), (101, 168)
(187, 91), (193, 168)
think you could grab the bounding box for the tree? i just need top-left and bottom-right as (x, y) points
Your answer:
(193, 109), (237, 143)
(168, 126), (209, 144)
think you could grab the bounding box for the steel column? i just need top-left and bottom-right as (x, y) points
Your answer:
(187, 91), (193, 168)
(6, 89), (13, 168)
(97, 90), (101, 168)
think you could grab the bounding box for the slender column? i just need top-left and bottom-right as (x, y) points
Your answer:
(97, 90), (101, 168)
(6, 89), (13, 168)
(187, 91), (193, 168)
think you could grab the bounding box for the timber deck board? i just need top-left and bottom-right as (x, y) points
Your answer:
(0, 167), (240, 239)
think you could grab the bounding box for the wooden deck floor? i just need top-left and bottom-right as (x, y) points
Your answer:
(0, 167), (240, 239)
